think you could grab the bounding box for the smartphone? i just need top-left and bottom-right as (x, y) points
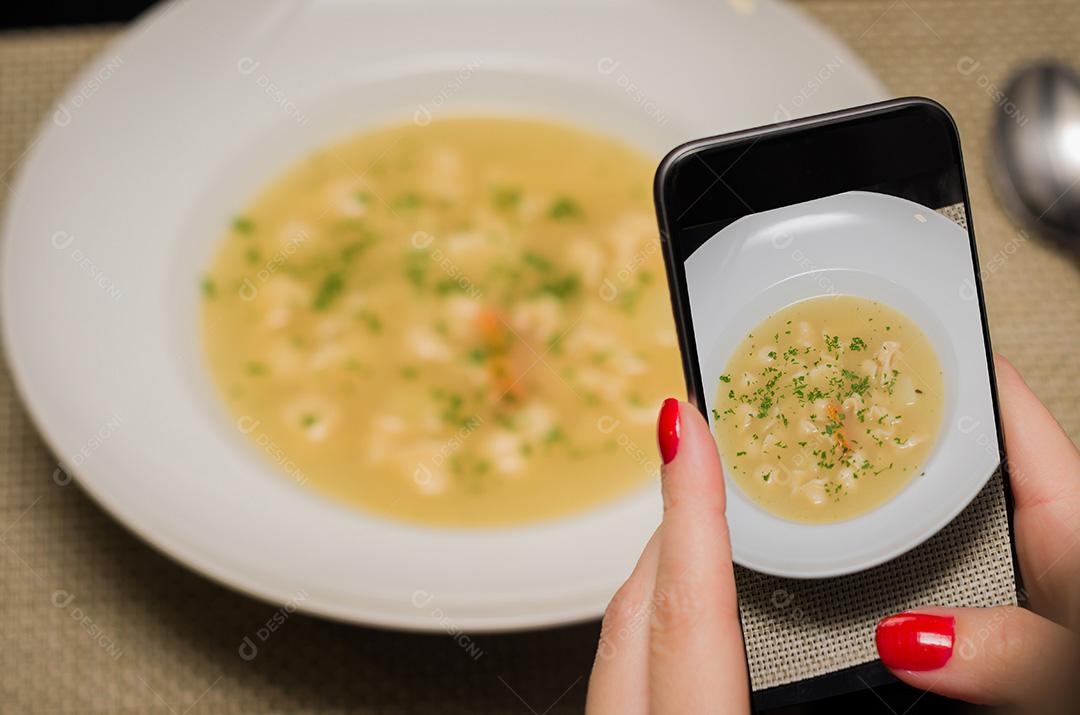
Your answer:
(654, 98), (1021, 710)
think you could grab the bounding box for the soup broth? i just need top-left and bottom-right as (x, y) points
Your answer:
(711, 295), (944, 523)
(201, 117), (680, 526)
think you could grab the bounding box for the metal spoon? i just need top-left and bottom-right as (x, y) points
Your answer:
(989, 61), (1080, 242)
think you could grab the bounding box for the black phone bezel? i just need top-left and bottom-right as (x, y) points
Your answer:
(653, 97), (1023, 710)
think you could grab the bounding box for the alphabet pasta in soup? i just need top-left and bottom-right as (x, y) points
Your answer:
(711, 296), (944, 523)
(201, 117), (681, 526)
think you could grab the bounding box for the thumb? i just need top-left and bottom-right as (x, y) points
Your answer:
(875, 607), (1077, 706)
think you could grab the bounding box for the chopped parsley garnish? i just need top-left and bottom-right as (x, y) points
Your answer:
(884, 369), (899, 395)
(544, 427), (566, 444)
(548, 196), (582, 220)
(232, 216), (255, 234)
(523, 251), (554, 272)
(492, 186), (522, 212)
(436, 278), (473, 296)
(405, 250), (429, 288)
(357, 310), (382, 333)
(390, 192), (423, 211)
(756, 394), (773, 419)
(466, 347), (487, 364)
(341, 237), (377, 263)
(539, 273), (581, 300)
(312, 272), (345, 310)
(842, 369), (871, 397)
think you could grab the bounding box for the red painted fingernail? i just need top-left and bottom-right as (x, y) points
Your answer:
(876, 612), (955, 671)
(657, 398), (681, 464)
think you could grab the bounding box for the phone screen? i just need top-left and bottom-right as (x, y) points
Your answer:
(655, 99), (1020, 708)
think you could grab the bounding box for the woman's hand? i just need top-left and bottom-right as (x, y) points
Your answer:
(585, 398), (750, 715)
(586, 356), (1078, 713)
(875, 355), (1080, 710)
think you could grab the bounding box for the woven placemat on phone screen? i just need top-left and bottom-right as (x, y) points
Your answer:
(735, 203), (1017, 690)
(1, 2), (1077, 711)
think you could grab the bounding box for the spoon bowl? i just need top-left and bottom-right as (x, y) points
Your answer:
(990, 61), (1080, 243)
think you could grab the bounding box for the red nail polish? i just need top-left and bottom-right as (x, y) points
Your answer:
(876, 612), (955, 671)
(657, 398), (681, 464)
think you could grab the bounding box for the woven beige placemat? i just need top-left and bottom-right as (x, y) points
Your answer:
(1, 1), (1078, 711)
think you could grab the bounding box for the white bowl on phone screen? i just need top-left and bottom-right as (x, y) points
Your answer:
(686, 191), (1002, 577)
(1, 0), (885, 629)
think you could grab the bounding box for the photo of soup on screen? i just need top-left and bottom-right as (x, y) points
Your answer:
(681, 189), (1001, 574)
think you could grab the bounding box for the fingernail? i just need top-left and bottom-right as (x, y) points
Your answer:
(657, 398), (681, 464)
(876, 612), (955, 671)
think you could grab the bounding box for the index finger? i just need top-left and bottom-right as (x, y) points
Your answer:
(649, 399), (750, 713)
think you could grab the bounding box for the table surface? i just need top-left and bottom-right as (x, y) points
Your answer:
(0, 1), (1077, 712)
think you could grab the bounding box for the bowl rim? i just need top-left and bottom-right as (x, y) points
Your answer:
(0, 0), (887, 628)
